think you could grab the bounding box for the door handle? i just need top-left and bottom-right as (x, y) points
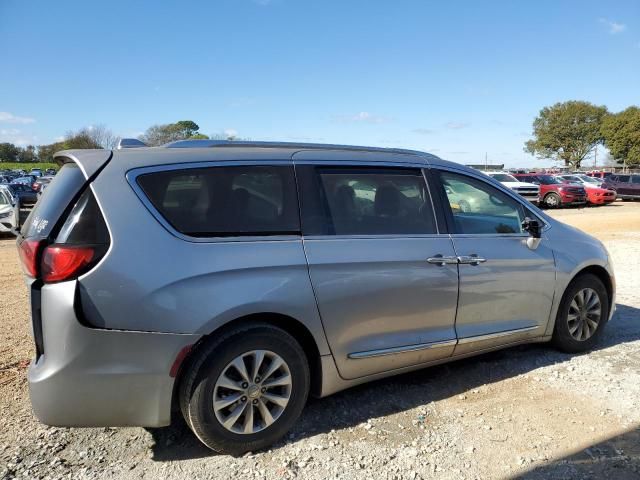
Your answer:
(426, 255), (459, 266)
(457, 254), (487, 265)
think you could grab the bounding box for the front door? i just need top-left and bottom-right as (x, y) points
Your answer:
(294, 155), (459, 380)
(433, 169), (556, 354)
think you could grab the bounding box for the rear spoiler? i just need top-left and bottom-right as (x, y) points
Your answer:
(53, 150), (113, 180)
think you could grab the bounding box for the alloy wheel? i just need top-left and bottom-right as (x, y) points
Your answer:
(567, 288), (602, 341)
(213, 350), (292, 434)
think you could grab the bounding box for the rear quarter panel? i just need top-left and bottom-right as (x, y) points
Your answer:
(76, 158), (331, 356)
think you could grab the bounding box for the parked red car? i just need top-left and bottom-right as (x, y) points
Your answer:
(556, 175), (616, 205)
(512, 174), (587, 207)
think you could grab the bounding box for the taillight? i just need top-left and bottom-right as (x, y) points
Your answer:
(41, 245), (96, 283)
(17, 239), (43, 277)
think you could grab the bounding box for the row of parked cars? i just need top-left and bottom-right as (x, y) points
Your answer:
(0, 167), (57, 233)
(483, 170), (639, 208)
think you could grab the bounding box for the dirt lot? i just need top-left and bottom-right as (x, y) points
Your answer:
(1, 202), (639, 480)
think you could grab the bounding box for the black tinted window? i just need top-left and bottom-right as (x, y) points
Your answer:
(310, 167), (435, 235)
(21, 163), (86, 239)
(138, 166), (300, 237)
(56, 188), (109, 245)
(631, 176), (640, 184)
(617, 175), (631, 182)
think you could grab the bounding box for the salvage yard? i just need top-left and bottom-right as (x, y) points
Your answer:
(1, 203), (639, 480)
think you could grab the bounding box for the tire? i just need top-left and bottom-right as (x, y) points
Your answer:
(552, 274), (609, 353)
(543, 192), (562, 208)
(179, 323), (310, 455)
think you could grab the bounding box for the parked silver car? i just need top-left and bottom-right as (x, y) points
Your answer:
(0, 185), (19, 233)
(18, 141), (615, 455)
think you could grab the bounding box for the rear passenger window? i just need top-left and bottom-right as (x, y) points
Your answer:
(313, 168), (436, 235)
(617, 175), (630, 182)
(137, 166), (300, 237)
(632, 176), (640, 184)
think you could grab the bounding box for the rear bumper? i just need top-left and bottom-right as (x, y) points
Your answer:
(28, 281), (200, 427)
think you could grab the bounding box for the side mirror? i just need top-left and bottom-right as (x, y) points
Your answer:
(522, 217), (541, 239)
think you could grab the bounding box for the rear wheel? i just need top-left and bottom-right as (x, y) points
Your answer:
(543, 192), (561, 208)
(552, 274), (609, 353)
(179, 323), (310, 455)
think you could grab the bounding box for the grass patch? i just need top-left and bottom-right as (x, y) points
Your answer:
(0, 162), (58, 171)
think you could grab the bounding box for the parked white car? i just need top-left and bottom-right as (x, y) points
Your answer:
(484, 172), (540, 203)
(0, 185), (19, 234)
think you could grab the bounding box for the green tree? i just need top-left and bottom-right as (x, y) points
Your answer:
(139, 120), (203, 146)
(601, 106), (640, 167)
(525, 101), (608, 169)
(0, 142), (20, 162)
(17, 145), (37, 163)
(37, 142), (64, 163)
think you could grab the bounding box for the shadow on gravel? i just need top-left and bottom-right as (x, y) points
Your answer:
(147, 303), (640, 461)
(514, 427), (640, 479)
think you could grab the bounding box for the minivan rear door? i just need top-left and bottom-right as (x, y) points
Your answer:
(294, 151), (459, 380)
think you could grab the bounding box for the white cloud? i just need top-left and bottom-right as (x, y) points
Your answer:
(445, 121), (470, 129)
(224, 128), (238, 138)
(0, 128), (38, 146)
(0, 111), (36, 124)
(334, 111), (389, 124)
(413, 128), (434, 135)
(599, 18), (626, 34)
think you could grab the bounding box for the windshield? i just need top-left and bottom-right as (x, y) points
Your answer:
(537, 175), (562, 185)
(490, 173), (518, 182)
(580, 175), (600, 184)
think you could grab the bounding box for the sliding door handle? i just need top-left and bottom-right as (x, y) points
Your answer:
(426, 255), (459, 266)
(457, 254), (487, 265)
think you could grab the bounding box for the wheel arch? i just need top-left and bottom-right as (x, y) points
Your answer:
(171, 312), (324, 418)
(571, 265), (614, 312)
(545, 262), (615, 339)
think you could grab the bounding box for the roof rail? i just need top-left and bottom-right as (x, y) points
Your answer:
(116, 138), (148, 149)
(163, 139), (426, 156)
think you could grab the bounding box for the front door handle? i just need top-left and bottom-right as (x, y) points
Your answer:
(427, 255), (459, 266)
(457, 254), (487, 265)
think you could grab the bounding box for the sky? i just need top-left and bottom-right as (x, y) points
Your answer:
(1, 0), (639, 168)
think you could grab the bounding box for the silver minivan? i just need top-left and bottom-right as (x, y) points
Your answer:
(18, 141), (615, 454)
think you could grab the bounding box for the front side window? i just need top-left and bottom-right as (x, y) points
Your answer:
(137, 165), (300, 237)
(438, 171), (525, 235)
(313, 168), (436, 235)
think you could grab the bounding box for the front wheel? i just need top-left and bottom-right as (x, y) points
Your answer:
(179, 323), (310, 455)
(552, 274), (609, 353)
(543, 192), (562, 208)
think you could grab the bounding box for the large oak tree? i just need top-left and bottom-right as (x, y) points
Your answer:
(525, 101), (608, 169)
(601, 106), (640, 167)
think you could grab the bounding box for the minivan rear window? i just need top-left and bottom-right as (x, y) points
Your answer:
(137, 165), (300, 237)
(20, 162), (86, 239)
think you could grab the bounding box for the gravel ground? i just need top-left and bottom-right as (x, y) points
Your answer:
(1, 202), (639, 480)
